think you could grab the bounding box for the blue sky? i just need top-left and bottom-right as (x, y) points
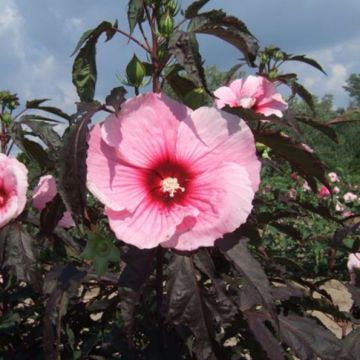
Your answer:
(1, 0), (359, 113)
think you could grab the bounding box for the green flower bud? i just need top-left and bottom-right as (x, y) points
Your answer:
(274, 51), (284, 62)
(126, 54), (146, 88)
(259, 53), (268, 65)
(1, 112), (12, 125)
(167, 0), (177, 14)
(81, 232), (120, 276)
(158, 12), (174, 38)
(268, 69), (278, 79)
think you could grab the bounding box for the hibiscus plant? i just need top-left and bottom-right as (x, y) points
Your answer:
(1, 0), (360, 359)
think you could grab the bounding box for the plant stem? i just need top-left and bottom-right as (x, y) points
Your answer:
(156, 246), (164, 350)
(113, 27), (151, 54)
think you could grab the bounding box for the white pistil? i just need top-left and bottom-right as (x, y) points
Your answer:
(161, 177), (185, 198)
(238, 96), (256, 109)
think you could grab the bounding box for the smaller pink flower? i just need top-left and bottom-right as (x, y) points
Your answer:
(318, 185), (331, 198)
(0, 154), (28, 228)
(302, 181), (311, 192)
(32, 175), (74, 228)
(333, 186), (340, 194)
(335, 201), (345, 212)
(214, 75), (288, 117)
(328, 172), (339, 183)
(343, 192), (358, 203)
(342, 210), (353, 218)
(348, 253), (360, 272)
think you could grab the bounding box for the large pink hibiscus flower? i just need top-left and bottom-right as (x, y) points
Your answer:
(214, 75), (288, 117)
(87, 93), (261, 251)
(32, 175), (74, 228)
(0, 154), (28, 229)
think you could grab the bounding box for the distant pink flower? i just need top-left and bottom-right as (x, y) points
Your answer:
(214, 75), (288, 117)
(333, 186), (340, 194)
(86, 93), (261, 251)
(32, 175), (74, 228)
(335, 201), (345, 212)
(343, 192), (358, 203)
(318, 185), (331, 198)
(302, 181), (311, 192)
(328, 172), (339, 182)
(342, 210), (353, 217)
(0, 154), (28, 228)
(347, 253), (360, 272)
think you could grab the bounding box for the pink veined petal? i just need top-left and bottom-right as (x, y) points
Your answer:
(101, 93), (190, 168)
(32, 175), (57, 210)
(105, 199), (199, 249)
(2, 158), (28, 217)
(87, 124), (148, 212)
(176, 107), (261, 192)
(256, 93), (288, 117)
(161, 162), (254, 251)
(213, 86), (238, 109)
(235, 75), (265, 99)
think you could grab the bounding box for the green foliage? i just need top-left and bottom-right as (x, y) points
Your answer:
(344, 73), (360, 107)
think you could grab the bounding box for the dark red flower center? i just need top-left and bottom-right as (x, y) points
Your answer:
(0, 188), (8, 208)
(144, 159), (194, 206)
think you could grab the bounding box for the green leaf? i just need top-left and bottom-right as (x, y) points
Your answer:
(26, 99), (71, 121)
(169, 31), (212, 96)
(342, 328), (360, 360)
(218, 238), (276, 317)
(72, 43), (97, 103)
(72, 21), (116, 102)
(246, 313), (285, 360)
(22, 137), (52, 170)
(283, 53), (327, 75)
(118, 246), (156, 339)
(20, 116), (62, 150)
(71, 21), (116, 56)
(58, 102), (101, 223)
(105, 86), (127, 114)
(296, 116), (338, 143)
(166, 253), (224, 360)
(188, 10), (258, 66)
(255, 131), (328, 187)
(184, 0), (210, 18)
(279, 314), (344, 360)
(0, 223), (40, 290)
(292, 82), (315, 113)
(127, 0), (144, 35)
(40, 193), (66, 236)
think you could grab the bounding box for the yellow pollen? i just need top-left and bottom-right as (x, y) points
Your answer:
(161, 177), (185, 198)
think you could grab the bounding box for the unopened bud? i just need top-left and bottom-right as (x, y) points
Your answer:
(158, 12), (174, 38)
(1, 112), (12, 125)
(126, 54), (146, 88)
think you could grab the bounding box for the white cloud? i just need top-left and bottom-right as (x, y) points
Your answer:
(284, 36), (360, 107)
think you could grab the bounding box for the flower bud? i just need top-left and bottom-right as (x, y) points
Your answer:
(1, 112), (12, 125)
(126, 54), (146, 88)
(158, 11), (174, 38)
(274, 51), (284, 62)
(166, 0), (177, 14)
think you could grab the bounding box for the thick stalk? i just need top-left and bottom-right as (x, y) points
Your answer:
(156, 246), (164, 350)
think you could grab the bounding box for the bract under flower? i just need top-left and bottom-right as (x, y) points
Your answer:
(87, 93), (261, 251)
(32, 175), (74, 228)
(214, 75), (288, 117)
(0, 154), (28, 228)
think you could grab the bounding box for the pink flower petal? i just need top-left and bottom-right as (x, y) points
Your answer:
(32, 175), (74, 228)
(0, 154), (28, 228)
(162, 162), (254, 250)
(101, 93), (190, 168)
(87, 124), (147, 212)
(32, 175), (57, 210)
(213, 86), (237, 109)
(176, 107), (261, 192)
(105, 200), (199, 249)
